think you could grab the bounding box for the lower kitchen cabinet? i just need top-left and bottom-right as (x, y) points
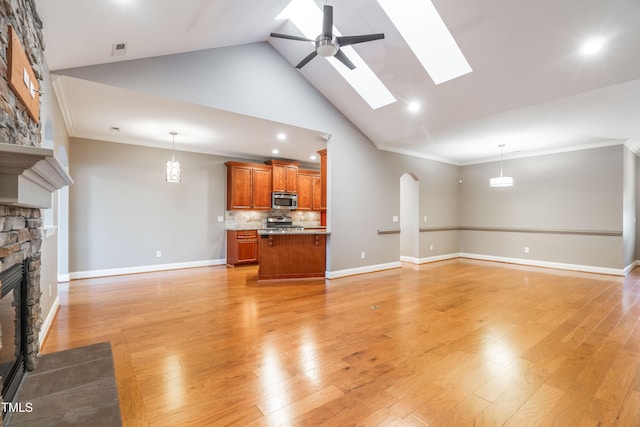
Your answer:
(226, 230), (259, 266)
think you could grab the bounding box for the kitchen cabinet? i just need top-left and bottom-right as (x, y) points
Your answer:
(225, 162), (272, 210)
(226, 229), (259, 266)
(312, 174), (321, 210)
(318, 149), (327, 226)
(266, 160), (299, 193)
(257, 231), (327, 280)
(317, 149), (326, 210)
(297, 169), (321, 211)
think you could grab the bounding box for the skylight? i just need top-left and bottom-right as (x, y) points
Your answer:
(275, 0), (396, 109)
(376, 0), (472, 85)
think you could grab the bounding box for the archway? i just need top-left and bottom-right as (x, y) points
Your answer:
(400, 173), (419, 262)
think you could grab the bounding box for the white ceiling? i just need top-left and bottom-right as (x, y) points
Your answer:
(35, 0), (640, 165)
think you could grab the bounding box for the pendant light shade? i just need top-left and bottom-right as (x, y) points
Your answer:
(166, 132), (181, 183)
(490, 144), (513, 187)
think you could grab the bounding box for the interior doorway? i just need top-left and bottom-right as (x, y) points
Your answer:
(400, 173), (419, 262)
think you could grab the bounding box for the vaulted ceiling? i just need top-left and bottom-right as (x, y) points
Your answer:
(35, 0), (640, 165)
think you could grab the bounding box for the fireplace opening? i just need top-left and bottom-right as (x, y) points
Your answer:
(0, 261), (28, 403)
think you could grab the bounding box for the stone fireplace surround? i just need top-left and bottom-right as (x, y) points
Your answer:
(0, 205), (44, 373)
(1, 0), (72, 420)
(0, 145), (72, 415)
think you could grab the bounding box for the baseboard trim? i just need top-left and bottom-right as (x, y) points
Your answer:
(326, 262), (402, 279)
(458, 253), (625, 276)
(401, 254), (460, 264)
(383, 252), (627, 276)
(69, 259), (227, 280)
(624, 260), (640, 275)
(39, 296), (60, 350)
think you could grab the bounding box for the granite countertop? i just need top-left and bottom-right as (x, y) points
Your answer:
(257, 228), (330, 235)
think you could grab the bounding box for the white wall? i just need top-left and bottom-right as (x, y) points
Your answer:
(623, 145), (637, 269)
(38, 61), (72, 339)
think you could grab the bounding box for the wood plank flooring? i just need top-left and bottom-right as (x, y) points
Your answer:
(41, 259), (640, 426)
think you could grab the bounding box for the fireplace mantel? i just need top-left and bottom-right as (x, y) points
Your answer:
(0, 143), (73, 208)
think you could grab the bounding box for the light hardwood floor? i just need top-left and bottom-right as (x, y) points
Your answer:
(42, 260), (640, 426)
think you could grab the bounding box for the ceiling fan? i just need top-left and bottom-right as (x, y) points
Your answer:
(270, 4), (384, 70)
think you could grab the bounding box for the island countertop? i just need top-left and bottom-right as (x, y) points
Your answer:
(257, 228), (330, 235)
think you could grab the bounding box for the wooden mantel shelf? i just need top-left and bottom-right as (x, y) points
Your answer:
(0, 143), (73, 208)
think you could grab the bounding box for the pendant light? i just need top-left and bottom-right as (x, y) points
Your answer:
(489, 144), (514, 187)
(166, 131), (181, 183)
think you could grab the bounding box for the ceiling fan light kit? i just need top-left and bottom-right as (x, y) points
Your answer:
(316, 36), (338, 57)
(270, 4), (384, 70)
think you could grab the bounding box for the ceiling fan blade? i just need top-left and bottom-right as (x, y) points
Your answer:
(270, 33), (314, 42)
(322, 5), (333, 38)
(336, 33), (385, 47)
(295, 51), (318, 69)
(334, 49), (356, 70)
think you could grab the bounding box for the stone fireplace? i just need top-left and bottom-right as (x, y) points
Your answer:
(0, 0), (72, 419)
(0, 149), (71, 412)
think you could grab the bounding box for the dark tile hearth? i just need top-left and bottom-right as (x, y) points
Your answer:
(4, 342), (122, 427)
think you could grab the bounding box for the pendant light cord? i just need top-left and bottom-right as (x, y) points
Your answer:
(170, 131), (177, 161)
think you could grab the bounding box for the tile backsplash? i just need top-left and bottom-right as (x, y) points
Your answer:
(226, 210), (321, 230)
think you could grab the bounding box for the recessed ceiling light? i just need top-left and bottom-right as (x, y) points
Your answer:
(310, 155), (317, 160)
(408, 101), (421, 113)
(582, 38), (604, 55)
(272, 148), (280, 155)
(276, 0), (396, 109)
(377, 0), (472, 85)
(277, 133), (286, 140)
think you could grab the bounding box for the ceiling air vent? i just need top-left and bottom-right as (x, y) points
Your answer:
(111, 42), (127, 56)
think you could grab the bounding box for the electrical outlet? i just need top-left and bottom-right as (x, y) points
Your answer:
(524, 247), (529, 254)
(430, 245), (434, 251)
(49, 283), (52, 297)
(361, 252), (366, 259)
(392, 216), (399, 223)
(156, 250), (162, 257)
(424, 216), (428, 222)
(217, 216), (224, 222)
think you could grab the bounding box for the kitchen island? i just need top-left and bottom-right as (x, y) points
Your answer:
(257, 229), (329, 280)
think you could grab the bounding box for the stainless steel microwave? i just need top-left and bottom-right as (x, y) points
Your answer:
(272, 192), (297, 210)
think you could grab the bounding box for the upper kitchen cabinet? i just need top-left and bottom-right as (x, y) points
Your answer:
(318, 149), (327, 211)
(297, 169), (321, 211)
(225, 162), (272, 210)
(266, 160), (298, 193)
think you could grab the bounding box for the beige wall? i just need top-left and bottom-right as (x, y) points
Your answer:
(459, 145), (625, 269)
(69, 138), (232, 274)
(56, 42), (636, 275)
